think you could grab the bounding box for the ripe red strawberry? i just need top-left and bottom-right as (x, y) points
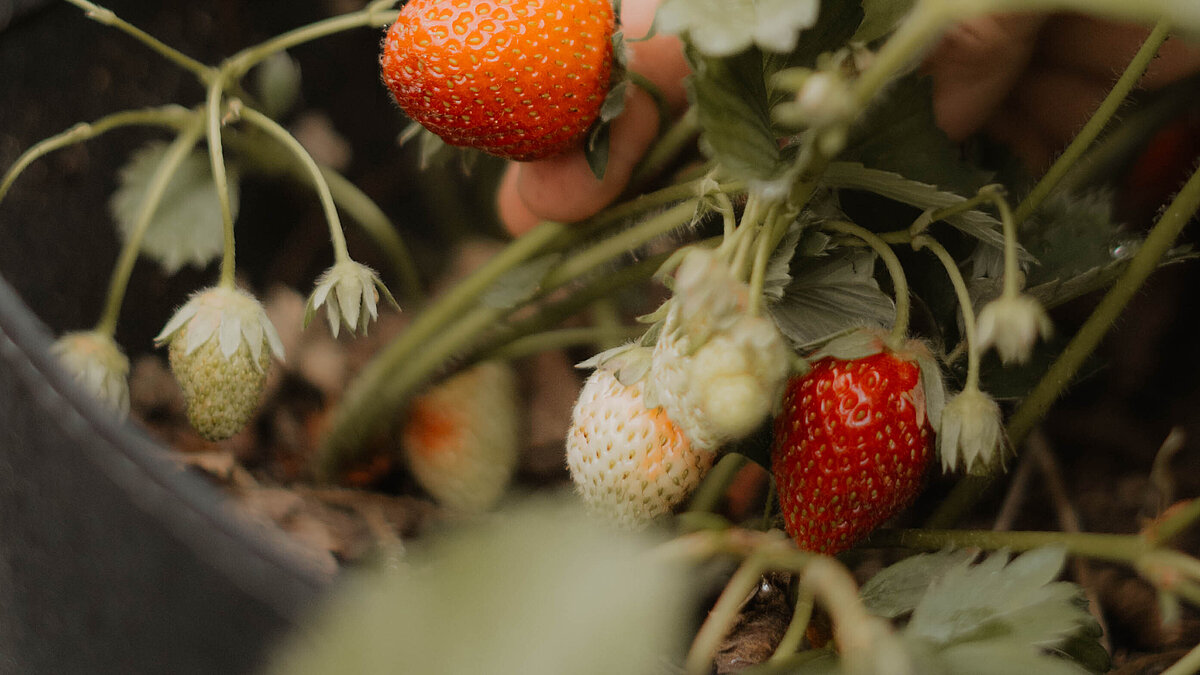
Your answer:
(771, 349), (934, 555)
(380, 0), (617, 161)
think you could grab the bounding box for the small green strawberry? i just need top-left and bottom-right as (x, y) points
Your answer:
(771, 335), (937, 555)
(380, 0), (618, 161)
(566, 368), (715, 529)
(401, 361), (519, 512)
(51, 330), (131, 417)
(155, 286), (284, 441)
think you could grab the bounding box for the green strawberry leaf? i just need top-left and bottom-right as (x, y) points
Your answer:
(853, 0), (916, 43)
(823, 162), (1029, 260)
(763, 0), (865, 74)
(936, 640), (1091, 675)
(266, 497), (692, 675)
(657, 0), (821, 57)
(905, 547), (1092, 650)
(843, 75), (993, 198)
(768, 247), (895, 350)
(860, 549), (978, 619)
(109, 141), (239, 274)
(687, 47), (789, 183)
(1018, 191), (1129, 286)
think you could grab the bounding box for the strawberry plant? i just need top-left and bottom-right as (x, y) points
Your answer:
(3, 0), (1200, 673)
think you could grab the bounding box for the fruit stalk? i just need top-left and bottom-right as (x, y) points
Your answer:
(62, 0), (214, 81)
(824, 220), (912, 344)
(205, 78), (239, 289)
(95, 119), (205, 337)
(929, 159), (1200, 527)
(912, 235), (981, 389)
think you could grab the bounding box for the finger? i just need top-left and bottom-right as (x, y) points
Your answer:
(923, 13), (1045, 141)
(496, 0), (689, 235)
(496, 163), (543, 236)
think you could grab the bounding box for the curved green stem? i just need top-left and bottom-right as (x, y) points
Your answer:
(866, 528), (1147, 563)
(628, 107), (700, 189)
(770, 588), (815, 664)
(687, 557), (768, 674)
(95, 120), (205, 337)
(318, 167), (422, 300)
(0, 106), (194, 207)
(224, 7), (399, 79)
(927, 160), (1200, 528)
(824, 221), (911, 344)
(485, 325), (642, 361)
(748, 206), (790, 316)
(205, 79), (239, 289)
(237, 104), (350, 264)
(542, 199), (698, 288)
(62, 0), (214, 82)
(1013, 19), (1172, 225)
(320, 221), (567, 468)
(913, 235), (981, 390)
(687, 453), (750, 516)
(851, 0), (951, 109)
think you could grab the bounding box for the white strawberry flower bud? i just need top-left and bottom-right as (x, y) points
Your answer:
(566, 369), (715, 530)
(401, 361), (519, 513)
(672, 247), (748, 343)
(976, 293), (1053, 365)
(794, 71), (854, 129)
(304, 259), (399, 338)
(938, 386), (1006, 475)
(51, 330), (131, 417)
(155, 286), (284, 440)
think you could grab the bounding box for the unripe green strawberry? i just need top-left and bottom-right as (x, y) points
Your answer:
(771, 345), (934, 555)
(155, 287), (284, 441)
(380, 0), (617, 161)
(401, 361), (519, 512)
(566, 369), (715, 529)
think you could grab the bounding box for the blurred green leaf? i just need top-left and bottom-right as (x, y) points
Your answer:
(267, 496), (692, 675)
(658, 0), (820, 57)
(480, 254), (562, 309)
(843, 75), (993, 198)
(109, 141), (238, 274)
(853, 0), (916, 43)
(253, 52), (302, 119)
(859, 549), (976, 619)
(688, 47), (788, 183)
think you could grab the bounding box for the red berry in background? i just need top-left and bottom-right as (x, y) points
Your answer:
(380, 0), (616, 161)
(771, 350), (934, 555)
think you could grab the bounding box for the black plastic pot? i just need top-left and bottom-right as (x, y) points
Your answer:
(0, 2), (331, 673)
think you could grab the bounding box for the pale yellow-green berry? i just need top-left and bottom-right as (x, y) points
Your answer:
(566, 369), (715, 530)
(156, 286), (283, 441)
(401, 361), (519, 512)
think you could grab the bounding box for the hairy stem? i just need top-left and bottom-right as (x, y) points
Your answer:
(62, 0), (214, 82)
(95, 121), (205, 337)
(237, 104), (350, 264)
(224, 6), (399, 79)
(1013, 19), (1172, 225)
(824, 221), (911, 344)
(686, 557), (768, 674)
(687, 453), (750, 516)
(912, 236), (981, 389)
(867, 528), (1147, 563)
(0, 106), (194, 207)
(205, 79), (239, 289)
(928, 160), (1200, 528)
(485, 325), (642, 360)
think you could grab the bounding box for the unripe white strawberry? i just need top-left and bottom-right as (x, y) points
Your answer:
(651, 315), (791, 449)
(155, 286), (284, 441)
(566, 369), (715, 529)
(401, 361), (520, 513)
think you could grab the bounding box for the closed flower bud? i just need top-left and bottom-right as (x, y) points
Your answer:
(938, 386), (1006, 475)
(304, 259), (399, 338)
(976, 294), (1053, 365)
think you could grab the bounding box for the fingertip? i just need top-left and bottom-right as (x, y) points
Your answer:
(497, 164), (543, 236)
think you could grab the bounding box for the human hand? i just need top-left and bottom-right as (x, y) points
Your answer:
(495, 5), (1200, 236)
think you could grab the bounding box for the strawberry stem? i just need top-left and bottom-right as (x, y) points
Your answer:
(1012, 19), (1172, 226)
(95, 119), (205, 338)
(223, 6), (400, 80)
(928, 159), (1200, 529)
(61, 0), (215, 83)
(912, 235), (981, 390)
(824, 221), (912, 345)
(206, 79), (240, 290)
(237, 104), (352, 265)
(0, 106), (195, 209)
(628, 108), (700, 190)
(686, 453), (749, 516)
(748, 205), (792, 316)
(485, 325), (642, 361)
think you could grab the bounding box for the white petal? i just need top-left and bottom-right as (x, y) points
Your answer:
(155, 301), (199, 344)
(335, 277), (363, 332)
(262, 315), (286, 360)
(218, 312), (243, 358)
(186, 310), (220, 354)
